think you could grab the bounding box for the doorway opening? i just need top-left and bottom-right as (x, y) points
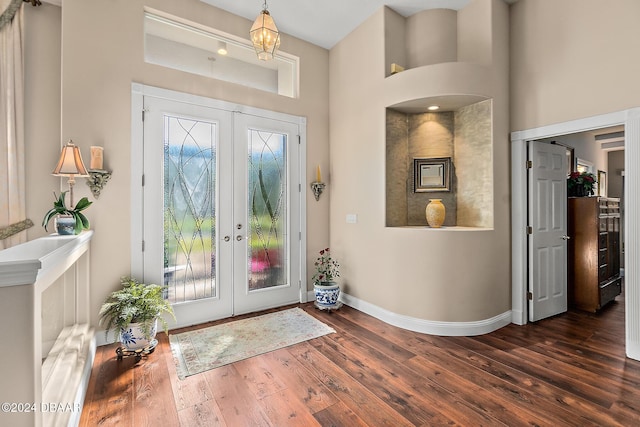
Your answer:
(511, 108), (640, 361)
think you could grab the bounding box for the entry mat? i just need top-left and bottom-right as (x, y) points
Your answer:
(170, 308), (335, 379)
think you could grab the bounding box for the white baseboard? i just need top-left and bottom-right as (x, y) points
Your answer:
(511, 309), (526, 325)
(307, 290), (512, 336)
(95, 329), (117, 347)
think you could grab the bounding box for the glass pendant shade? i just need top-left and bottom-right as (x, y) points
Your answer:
(250, 8), (280, 60)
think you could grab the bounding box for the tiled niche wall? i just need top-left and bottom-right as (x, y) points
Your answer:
(386, 99), (493, 228)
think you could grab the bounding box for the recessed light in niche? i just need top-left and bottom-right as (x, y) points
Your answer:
(427, 105), (440, 111)
(217, 41), (228, 55)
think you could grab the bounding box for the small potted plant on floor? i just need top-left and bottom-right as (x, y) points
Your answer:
(41, 191), (92, 235)
(312, 248), (342, 310)
(99, 276), (175, 352)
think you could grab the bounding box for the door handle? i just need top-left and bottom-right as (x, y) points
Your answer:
(236, 235), (244, 241)
(224, 236), (230, 242)
(561, 235), (571, 240)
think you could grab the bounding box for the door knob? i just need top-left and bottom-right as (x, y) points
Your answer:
(236, 235), (243, 241)
(561, 235), (571, 240)
(224, 236), (230, 242)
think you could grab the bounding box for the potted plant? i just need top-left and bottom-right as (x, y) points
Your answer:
(567, 171), (596, 197)
(99, 276), (175, 351)
(41, 191), (92, 235)
(312, 247), (342, 309)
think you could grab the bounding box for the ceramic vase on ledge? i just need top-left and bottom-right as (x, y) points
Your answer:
(55, 216), (76, 235)
(426, 199), (445, 228)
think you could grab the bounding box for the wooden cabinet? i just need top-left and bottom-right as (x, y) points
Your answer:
(568, 197), (621, 312)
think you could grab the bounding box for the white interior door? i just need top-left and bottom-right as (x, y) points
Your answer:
(528, 141), (569, 321)
(140, 93), (303, 328)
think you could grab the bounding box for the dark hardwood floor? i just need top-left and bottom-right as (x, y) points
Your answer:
(80, 295), (640, 426)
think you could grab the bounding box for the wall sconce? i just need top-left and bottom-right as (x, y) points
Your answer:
(52, 139), (89, 206)
(310, 165), (325, 201)
(86, 146), (112, 198)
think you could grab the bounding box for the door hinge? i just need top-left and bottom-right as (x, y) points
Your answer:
(142, 174), (145, 186)
(142, 109), (145, 122)
(527, 291), (533, 301)
(298, 135), (301, 144)
(526, 226), (533, 234)
(142, 240), (145, 251)
(299, 183), (301, 192)
(299, 231), (302, 241)
(526, 160), (533, 169)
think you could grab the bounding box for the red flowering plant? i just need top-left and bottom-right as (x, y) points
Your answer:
(567, 171), (596, 196)
(312, 248), (340, 286)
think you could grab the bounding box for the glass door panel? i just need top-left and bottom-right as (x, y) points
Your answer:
(163, 115), (216, 302)
(247, 129), (287, 291)
(233, 114), (301, 315)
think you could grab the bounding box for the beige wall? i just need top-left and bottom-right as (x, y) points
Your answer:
(25, 0), (329, 329)
(329, 0), (511, 322)
(24, 3), (61, 241)
(510, 0), (640, 131)
(25, 0), (640, 331)
(406, 9), (457, 68)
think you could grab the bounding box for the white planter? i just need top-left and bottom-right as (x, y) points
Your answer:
(314, 281), (341, 308)
(119, 319), (158, 351)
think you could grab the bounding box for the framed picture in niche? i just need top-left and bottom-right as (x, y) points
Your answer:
(413, 157), (451, 192)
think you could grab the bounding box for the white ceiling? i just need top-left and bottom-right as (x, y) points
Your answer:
(200, 0), (474, 49)
(42, 1), (517, 49)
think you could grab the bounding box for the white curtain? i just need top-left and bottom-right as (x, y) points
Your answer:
(0, 0), (26, 249)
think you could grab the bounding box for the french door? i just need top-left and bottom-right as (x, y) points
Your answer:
(137, 89), (304, 328)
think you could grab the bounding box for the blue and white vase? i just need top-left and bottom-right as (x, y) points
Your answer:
(314, 281), (341, 308)
(119, 319), (158, 351)
(55, 216), (76, 235)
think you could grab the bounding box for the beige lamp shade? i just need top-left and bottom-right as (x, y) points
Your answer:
(53, 140), (88, 177)
(250, 6), (280, 60)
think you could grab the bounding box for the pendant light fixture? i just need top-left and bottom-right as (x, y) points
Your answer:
(250, 1), (280, 60)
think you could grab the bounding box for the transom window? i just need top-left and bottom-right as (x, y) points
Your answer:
(144, 11), (299, 98)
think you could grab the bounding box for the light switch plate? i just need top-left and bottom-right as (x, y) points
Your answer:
(346, 214), (357, 224)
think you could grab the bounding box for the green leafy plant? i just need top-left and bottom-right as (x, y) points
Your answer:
(312, 248), (340, 286)
(98, 276), (176, 342)
(42, 191), (92, 234)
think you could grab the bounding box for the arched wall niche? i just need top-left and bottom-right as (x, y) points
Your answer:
(386, 95), (493, 228)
